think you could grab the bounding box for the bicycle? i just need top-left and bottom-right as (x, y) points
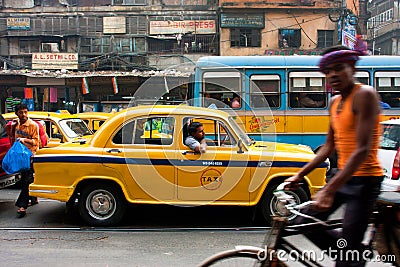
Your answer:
(198, 182), (400, 267)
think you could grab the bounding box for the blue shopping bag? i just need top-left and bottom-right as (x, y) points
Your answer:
(2, 141), (33, 174)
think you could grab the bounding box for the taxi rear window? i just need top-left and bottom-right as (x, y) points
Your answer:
(0, 115), (7, 138)
(381, 124), (400, 150)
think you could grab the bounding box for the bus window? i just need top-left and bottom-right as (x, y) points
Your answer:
(250, 75), (280, 108)
(355, 71), (370, 85)
(375, 72), (400, 108)
(289, 72), (327, 109)
(202, 71), (241, 108)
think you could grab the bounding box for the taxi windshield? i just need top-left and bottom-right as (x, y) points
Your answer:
(380, 123), (400, 150)
(228, 116), (252, 146)
(59, 118), (93, 138)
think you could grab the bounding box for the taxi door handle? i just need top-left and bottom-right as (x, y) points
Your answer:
(106, 149), (122, 153)
(182, 151), (199, 155)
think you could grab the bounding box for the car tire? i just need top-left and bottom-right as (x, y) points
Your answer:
(78, 182), (126, 226)
(259, 182), (308, 225)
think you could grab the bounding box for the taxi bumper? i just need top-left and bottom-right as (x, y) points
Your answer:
(29, 184), (75, 202)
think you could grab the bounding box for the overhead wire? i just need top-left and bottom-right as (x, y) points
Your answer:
(291, 13), (317, 45)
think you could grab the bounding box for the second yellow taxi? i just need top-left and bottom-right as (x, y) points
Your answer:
(75, 112), (113, 132)
(3, 111), (93, 147)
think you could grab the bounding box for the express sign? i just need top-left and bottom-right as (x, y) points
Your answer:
(150, 20), (216, 35)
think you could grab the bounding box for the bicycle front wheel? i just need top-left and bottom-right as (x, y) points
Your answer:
(198, 248), (287, 267)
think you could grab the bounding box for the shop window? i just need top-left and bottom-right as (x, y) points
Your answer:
(41, 43), (59, 52)
(92, 38), (101, 53)
(19, 40), (40, 54)
(81, 37), (122, 54)
(148, 38), (175, 53)
(250, 75), (280, 108)
(182, 35), (216, 53)
(102, 37), (112, 53)
(113, 37), (132, 53)
(279, 29), (301, 48)
(289, 72), (327, 109)
(230, 28), (261, 48)
(317, 30), (334, 48)
(80, 38), (91, 54)
(148, 35), (216, 54)
(134, 38), (146, 52)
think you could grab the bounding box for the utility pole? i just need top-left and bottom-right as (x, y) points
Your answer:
(329, 0), (358, 47)
(340, 0), (347, 44)
(328, 0), (359, 47)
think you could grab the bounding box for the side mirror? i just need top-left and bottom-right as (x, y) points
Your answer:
(237, 140), (244, 154)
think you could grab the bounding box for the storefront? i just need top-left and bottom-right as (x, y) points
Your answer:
(0, 72), (190, 114)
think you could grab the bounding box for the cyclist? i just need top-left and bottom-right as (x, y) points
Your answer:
(286, 44), (384, 267)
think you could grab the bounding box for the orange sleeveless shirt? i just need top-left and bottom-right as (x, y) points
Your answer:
(330, 84), (383, 176)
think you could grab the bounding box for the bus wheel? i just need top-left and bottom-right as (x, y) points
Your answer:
(78, 182), (126, 226)
(259, 183), (308, 225)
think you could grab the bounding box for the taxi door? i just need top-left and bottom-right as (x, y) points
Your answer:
(176, 117), (251, 203)
(43, 120), (64, 147)
(102, 116), (176, 202)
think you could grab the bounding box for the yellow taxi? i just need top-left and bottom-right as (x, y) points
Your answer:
(3, 111), (93, 147)
(30, 105), (327, 226)
(75, 112), (113, 132)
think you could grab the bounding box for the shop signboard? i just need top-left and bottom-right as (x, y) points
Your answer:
(150, 20), (216, 35)
(103, 17), (126, 34)
(220, 13), (264, 28)
(32, 53), (78, 70)
(7, 18), (30, 30)
(27, 77), (66, 86)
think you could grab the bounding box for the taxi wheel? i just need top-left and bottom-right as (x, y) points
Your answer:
(78, 182), (126, 226)
(259, 183), (308, 225)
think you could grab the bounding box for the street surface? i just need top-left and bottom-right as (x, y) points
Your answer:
(0, 189), (394, 267)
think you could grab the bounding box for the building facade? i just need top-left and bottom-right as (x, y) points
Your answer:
(218, 0), (347, 56)
(367, 0), (400, 55)
(0, 0), (217, 112)
(0, 0), (369, 113)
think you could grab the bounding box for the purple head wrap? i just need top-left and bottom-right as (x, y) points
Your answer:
(319, 36), (369, 72)
(318, 50), (361, 73)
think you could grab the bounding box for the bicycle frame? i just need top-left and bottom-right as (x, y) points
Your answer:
(199, 183), (400, 267)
